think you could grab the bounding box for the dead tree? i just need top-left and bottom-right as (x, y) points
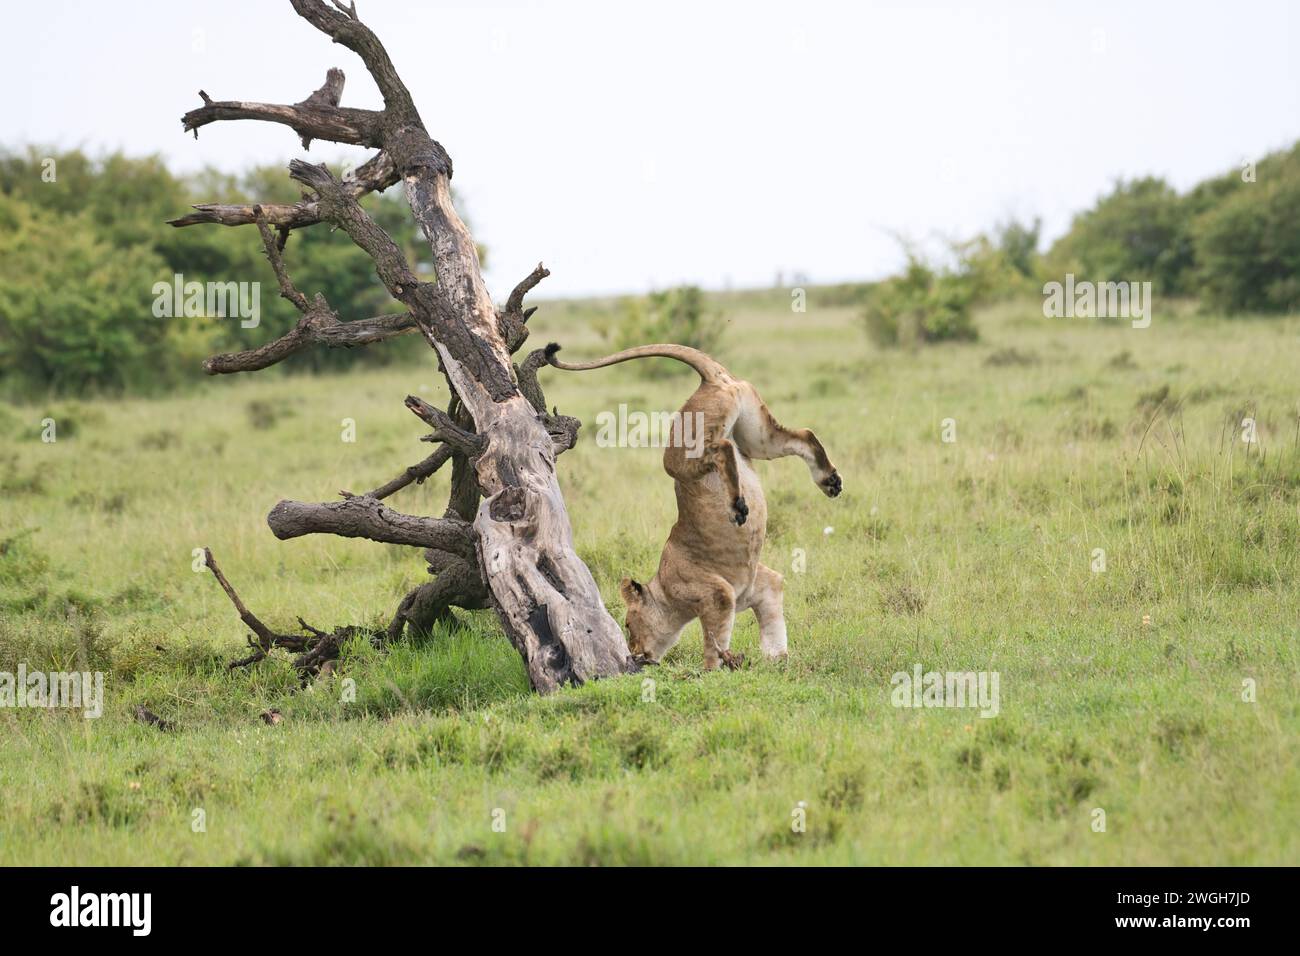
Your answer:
(172, 0), (630, 692)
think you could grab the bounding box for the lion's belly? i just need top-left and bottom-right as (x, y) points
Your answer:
(669, 454), (766, 589)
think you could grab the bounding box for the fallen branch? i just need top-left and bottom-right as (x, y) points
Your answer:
(203, 547), (369, 678)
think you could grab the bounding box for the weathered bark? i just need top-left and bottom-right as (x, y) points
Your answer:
(182, 0), (631, 691)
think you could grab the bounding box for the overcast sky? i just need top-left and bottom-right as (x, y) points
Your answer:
(4, 0), (1298, 298)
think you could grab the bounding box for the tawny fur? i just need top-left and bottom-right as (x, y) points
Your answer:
(546, 343), (841, 670)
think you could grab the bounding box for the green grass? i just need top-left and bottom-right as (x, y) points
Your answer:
(2, 291), (1298, 864)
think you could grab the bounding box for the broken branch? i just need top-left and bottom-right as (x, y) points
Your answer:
(255, 209), (311, 312)
(169, 151), (399, 230)
(181, 67), (384, 147)
(404, 395), (485, 456)
(203, 547), (281, 654)
(361, 446), (455, 500)
(290, 0), (421, 124)
(267, 496), (476, 559)
(202, 310), (416, 375)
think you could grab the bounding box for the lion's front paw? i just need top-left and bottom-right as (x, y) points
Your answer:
(732, 496), (749, 525)
(820, 471), (842, 498)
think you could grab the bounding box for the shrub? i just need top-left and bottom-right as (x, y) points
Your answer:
(0, 194), (183, 396)
(1192, 146), (1300, 313)
(1046, 177), (1194, 295)
(862, 256), (979, 348)
(993, 217), (1043, 279)
(600, 285), (727, 375)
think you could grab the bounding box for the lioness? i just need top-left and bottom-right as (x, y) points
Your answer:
(545, 343), (842, 669)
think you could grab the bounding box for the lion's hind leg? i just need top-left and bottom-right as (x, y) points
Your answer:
(747, 563), (788, 660)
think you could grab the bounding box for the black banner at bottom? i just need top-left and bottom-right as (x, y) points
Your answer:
(0, 866), (1285, 942)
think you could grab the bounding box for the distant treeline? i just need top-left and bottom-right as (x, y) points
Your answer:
(3, 141), (1298, 395)
(0, 148), (435, 398)
(821, 141), (1300, 346)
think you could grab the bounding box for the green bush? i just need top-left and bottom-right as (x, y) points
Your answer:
(1038, 146), (1300, 314)
(988, 217), (1042, 282)
(0, 194), (186, 395)
(861, 218), (1045, 349)
(954, 222), (1044, 300)
(862, 255), (980, 348)
(1192, 146), (1300, 313)
(599, 285), (727, 375)
(1046, 177), (1194, 295)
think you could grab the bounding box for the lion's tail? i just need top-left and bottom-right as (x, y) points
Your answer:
(543, 343), (729, 384)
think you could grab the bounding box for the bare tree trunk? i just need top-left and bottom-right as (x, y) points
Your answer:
(175, 0), (630, 691)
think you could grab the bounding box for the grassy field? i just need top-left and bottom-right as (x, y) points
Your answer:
(1, 290), (1298, 865)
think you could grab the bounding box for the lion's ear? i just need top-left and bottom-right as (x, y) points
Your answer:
(619, 577), (644, 603)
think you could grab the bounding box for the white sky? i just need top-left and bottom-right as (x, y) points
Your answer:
(3, 0), (1297, 298)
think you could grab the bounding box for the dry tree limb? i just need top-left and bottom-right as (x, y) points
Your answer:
(516, 346), (560, 415)
(286, 159), (452, 326)
(181, 68), (385, 146)
(542, 411), (582, 455)
(254, 210), (311, 312)
(404, 395), (485, 457)
(168, 150), (399, 230)
(199, 208), (419, 374)
(290, 0), (420, 121)
(387, 556), (489, 641)
(201, 311), (417, 374)
(203, 547), (370, 679)
(202, 547), (283, 657)
(505, 263), (551, 318)
(266, 497), (476, 557)
(516, 348), (582, 453)
(357, 446), (454, 500)
(294, 67), (347, 149)
(499, 262), (550, 353)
